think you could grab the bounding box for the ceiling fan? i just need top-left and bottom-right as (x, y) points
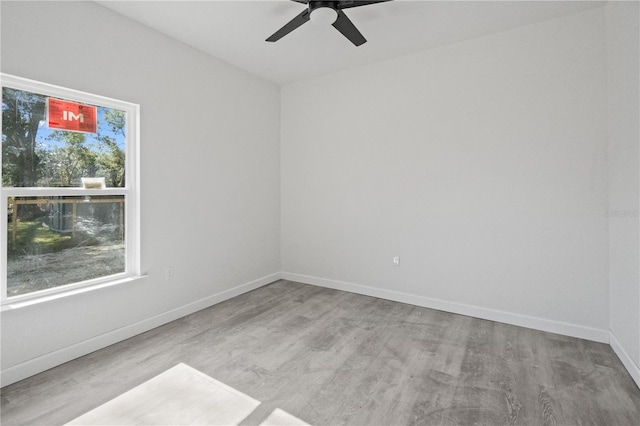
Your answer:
(266, 1), (392, 47)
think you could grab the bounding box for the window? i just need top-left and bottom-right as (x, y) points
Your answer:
(1, 74), (140, 303)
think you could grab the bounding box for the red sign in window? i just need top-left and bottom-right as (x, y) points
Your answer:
(47, 98), (97, 133)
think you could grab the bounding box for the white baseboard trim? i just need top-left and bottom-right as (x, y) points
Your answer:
(281, 272), (611, 344)
(0, 272), (281, 387)
(610, 331), (640, 389)
(2, 272), (621, 388)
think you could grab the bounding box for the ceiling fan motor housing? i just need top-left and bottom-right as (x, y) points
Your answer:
(309, 1), (339, 13)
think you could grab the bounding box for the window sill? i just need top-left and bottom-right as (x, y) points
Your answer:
(1, 274), (148, 312)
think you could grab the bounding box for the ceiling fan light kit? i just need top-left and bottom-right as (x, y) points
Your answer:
(310, 1), (339, 25)
(266, 0), (392, 47)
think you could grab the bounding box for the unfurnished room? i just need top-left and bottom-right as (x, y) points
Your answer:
(0, 0), (639, 425)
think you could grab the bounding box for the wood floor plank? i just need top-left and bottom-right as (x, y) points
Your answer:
(1, 280), (639, 425)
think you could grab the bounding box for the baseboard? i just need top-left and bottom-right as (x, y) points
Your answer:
(1, 272), (618, 387)
(0, 272), (281, 387)
(610, 331), (640, 389)
(281, 272), (611, 344)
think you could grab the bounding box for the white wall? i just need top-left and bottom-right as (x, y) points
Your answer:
(606, 1), (640, 385)
(281, 7), (610, 340)
(1, 1), (281, 385)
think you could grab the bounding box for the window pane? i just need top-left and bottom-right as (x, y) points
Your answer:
(2, 87), (126, 188)
(7, 195), (125, 297)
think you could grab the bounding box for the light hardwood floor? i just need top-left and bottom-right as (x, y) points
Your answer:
(2, 280), (639, 425)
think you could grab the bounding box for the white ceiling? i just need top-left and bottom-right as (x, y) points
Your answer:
(97, 0), (605, 85)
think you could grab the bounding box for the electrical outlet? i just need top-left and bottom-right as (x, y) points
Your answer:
(165, 267), (174, 280)
(393, 256), (400, 266)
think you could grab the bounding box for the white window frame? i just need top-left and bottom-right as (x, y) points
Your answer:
(0, 73), (141, 306)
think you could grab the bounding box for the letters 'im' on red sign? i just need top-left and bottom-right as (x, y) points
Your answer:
(47, 98), (97, 133)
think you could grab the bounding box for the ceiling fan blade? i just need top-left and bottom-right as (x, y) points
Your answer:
(338, 0), (392, 9)
(290, 0), (309, 3)
(266, 9), (311, 42)
(332, 10), (366, 46)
